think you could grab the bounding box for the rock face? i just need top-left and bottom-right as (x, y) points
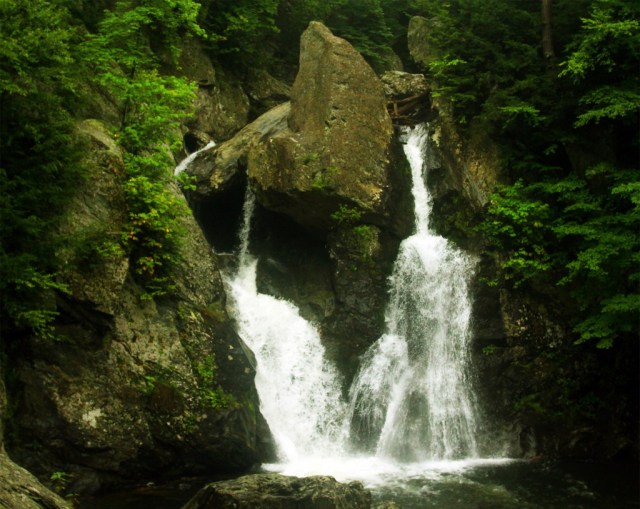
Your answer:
(246, 23), (412, 376)
(177, 38), (250, 143)
(7, 120), (269, 495)
(182, 474), (371, 509)
(0, 454), (69, 509)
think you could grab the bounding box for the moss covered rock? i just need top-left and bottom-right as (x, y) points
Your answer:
(182, 473), (371, 509)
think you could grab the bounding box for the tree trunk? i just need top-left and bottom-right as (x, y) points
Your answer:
(542, 0), (555, 61)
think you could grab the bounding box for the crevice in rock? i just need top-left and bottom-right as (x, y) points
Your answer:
(189, 180), (248, 254)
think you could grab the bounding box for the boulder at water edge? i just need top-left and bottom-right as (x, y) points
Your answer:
(182, 473), (371, 509)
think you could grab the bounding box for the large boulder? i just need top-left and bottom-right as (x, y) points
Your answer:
(248, 21), (403, 234)
(7, 120), (270, 495)
(187, 102), (291, 201)
(181, 474), (371, 509)
(244, 23), (413, 378)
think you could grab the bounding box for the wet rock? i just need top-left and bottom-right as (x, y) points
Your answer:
(182, 473), (372, 509)
(186, 102), (290, 201)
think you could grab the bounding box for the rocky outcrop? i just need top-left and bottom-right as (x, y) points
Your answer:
(182, 474), (371, 509)
(7, 120), (269, 495)
(249, 22), (399, 234)
(0, 455), (69, 509)
(381, 71), (431, 125)
(187, 103), (291, 201)
(245, 23), (413, 376)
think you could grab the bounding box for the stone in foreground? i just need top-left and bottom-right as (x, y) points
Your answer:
(182, 473), (372, 509)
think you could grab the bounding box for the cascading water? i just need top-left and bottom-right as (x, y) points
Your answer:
(174, 140), (216, 175)
(224, 124), (480, 469)
(347, 124), (478, 461)
(224, 189), (349, 462)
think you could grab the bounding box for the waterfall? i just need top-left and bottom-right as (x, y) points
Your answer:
(225, 188), (349, 462)
(347, 124), (478, 460)
(174, 140), (216, 175)
(222, 124), (479, 471)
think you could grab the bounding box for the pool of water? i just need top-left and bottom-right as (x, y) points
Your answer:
(77, 460), (638, 509)
(367, 460), (639, 509)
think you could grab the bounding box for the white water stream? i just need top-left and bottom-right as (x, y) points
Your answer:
(226, 190), (349, 462)
(221, 125), (504, 489)
(174, 140), (216, 175)
(348, 125), (478, 461)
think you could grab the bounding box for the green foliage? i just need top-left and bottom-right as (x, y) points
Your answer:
(418, 0), (639, 350)
(81, 0), (204, 70)
(195, 355), (237, 409)
(410, 0), (547, 127)
(483, 166), (639, 348)
(200, 0), (279, 62)
(0, 0), (209, 338)
(124, 176), (188, 298)
(311, 165), (338, 191)
(559, 0), (640, 128)
(0, 0), (84, 339)
(82, 0), (201, 298)
(331, 205), (363, 225)
(49, 470), (78, 504)
(142, 374), (158, 395)
(351, 225), (377, 263)
(480, 182), (552, 287)
(482, 344), (497, 356)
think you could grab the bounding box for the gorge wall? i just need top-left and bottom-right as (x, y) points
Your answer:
(4, 119), (270, 499)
